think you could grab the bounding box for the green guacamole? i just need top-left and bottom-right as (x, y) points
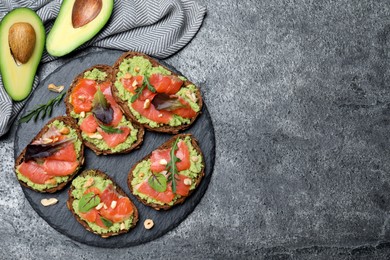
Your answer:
(131, 136), (203, 206)
(84, 68), (107, 81)
(71, 173), (134, 234)
(114, 56), (200, 128)
(16, 120), (83, 191)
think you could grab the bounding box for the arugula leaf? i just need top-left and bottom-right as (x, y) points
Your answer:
(19, 92), (65, 123)
(148, 173), (167, 192)
(100, 216), (113, 228)
(99, 124), (123, 134)
(166, 138), (181, 193)
(92, 87), (113, 124)
(78, 192), (100, 213)
(144, 76), (156, 93)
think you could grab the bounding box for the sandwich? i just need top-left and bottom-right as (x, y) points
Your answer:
(112, 51), (203, 134)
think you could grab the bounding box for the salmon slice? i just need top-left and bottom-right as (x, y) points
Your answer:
(132, 99), (172, 124)
(171, 97), (197, 119)
(150, 140), (191, 173)
(98, 126), (130, 148)
(70, 79), (97, 113)
(43, 160), (79, 176)
(80, 114), (98, 133)
(149, 74), (183, 95)
(121, 75), (144, 94)
(84, 186), (102, 195)
(100, 197), (134, 223)
(175, 174), (191, 197)
(46, 142), (77, 162)
(137, 180), (175, 204)
(100, 184), (119, 206)
(17, 161), (52, 184)
(80, 208), (98, 222)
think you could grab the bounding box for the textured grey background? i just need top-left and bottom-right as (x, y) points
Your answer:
(2, 0), (390, 259)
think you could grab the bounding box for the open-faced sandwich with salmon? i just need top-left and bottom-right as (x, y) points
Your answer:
(128, 134), (204, 210)
(67, 169), (138, 238)
(65, 64), (144, 155)
(14, 116), (84, 193)
(112, 52), (203, 134)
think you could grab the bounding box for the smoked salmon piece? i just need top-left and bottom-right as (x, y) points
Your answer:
(131, 99), (172, 124)
(171, 97), (197, 119)
(43, 160), (79, 176)
(70, 79), (97, 113)
(150, 140), (191, 173)
(137, 181), (175, 204)
(17, 161), (52, 184)
(121, 75), (144, 94)
(98, 126), (130, 148)
(80, 114), (99, 133)
(46, 142), (77, 162)
(149, 74), (183, 95)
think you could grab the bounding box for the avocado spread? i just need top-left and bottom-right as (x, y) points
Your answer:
(71, 174), (133, 234)
(131, 136), (203, 205)
(84, 68), (107, 81)
(114, 56), (200, 128)
(16, 120), (82, 191)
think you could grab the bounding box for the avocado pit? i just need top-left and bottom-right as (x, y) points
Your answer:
(72, 0), (102, 28)
(8, 22), (36, 65)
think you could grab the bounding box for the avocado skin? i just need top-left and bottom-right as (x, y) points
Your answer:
(0, 8), (45, 101)
(46, 0), (114, 57)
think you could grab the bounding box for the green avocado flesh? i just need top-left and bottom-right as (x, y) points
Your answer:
(46, 0), (113, 57)
(15, 120), (83, 191)
(69, 69), (138, 152)
(0, 8), (45, 101)
(114, 56), (201, 128)
(131, 136), (203, 206)
(71, 173), (134, 234)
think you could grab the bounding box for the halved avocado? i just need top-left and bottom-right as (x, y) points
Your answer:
(46, 0), (114, 57)
(0, 8), (45, 101)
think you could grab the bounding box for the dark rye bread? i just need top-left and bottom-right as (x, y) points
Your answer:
(112, 51), (203, 134)
(14, 116), (84, 193)
(127, 134), (205, 210)
(65, 64), (145, 155)
(67, 169), (139, 238)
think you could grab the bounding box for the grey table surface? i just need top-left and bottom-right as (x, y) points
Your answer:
(2, 0), (390, 259)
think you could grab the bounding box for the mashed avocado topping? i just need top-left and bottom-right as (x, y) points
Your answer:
(84, 68), (107, 81)
(16, 120), (82, 191)
(114, 56), (200, 128)
(78, 112), (139, 152)
(131, 136), (203, 205)
(71, 174), (133, 234)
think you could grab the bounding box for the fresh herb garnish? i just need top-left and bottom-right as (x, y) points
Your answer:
(24, 137), (75, 162)
(19, 92), (66, 123)
(92, 87), (113, 124)
(100, 216), (113, 228)
(99, 124), (123, 134)
(78, 192), (100, 213)
(148, 173), (167, 192)
(130, 77), (156, 103)
(167, 138), (181, 193)
(151, 93), (185, 111)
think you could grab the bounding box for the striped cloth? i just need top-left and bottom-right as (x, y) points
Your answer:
(0, 0), (206, 137)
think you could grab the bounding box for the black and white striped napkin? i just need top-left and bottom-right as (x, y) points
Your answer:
(0, 0), (206, 137)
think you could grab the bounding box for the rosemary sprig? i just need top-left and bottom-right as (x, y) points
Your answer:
(130, 77), (156, 103)
(167, 138), (181, 193)
(19, 92), (66, 123)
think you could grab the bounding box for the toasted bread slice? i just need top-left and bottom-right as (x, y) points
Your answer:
(128, 134), (205, 210)
(65, 64), (144, 155)
(112, 51), (203, 134)
(67, 169), (139, 238)
(14, 116), (84, 193)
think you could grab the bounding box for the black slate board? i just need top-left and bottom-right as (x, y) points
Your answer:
(13, 50), (215, 248)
